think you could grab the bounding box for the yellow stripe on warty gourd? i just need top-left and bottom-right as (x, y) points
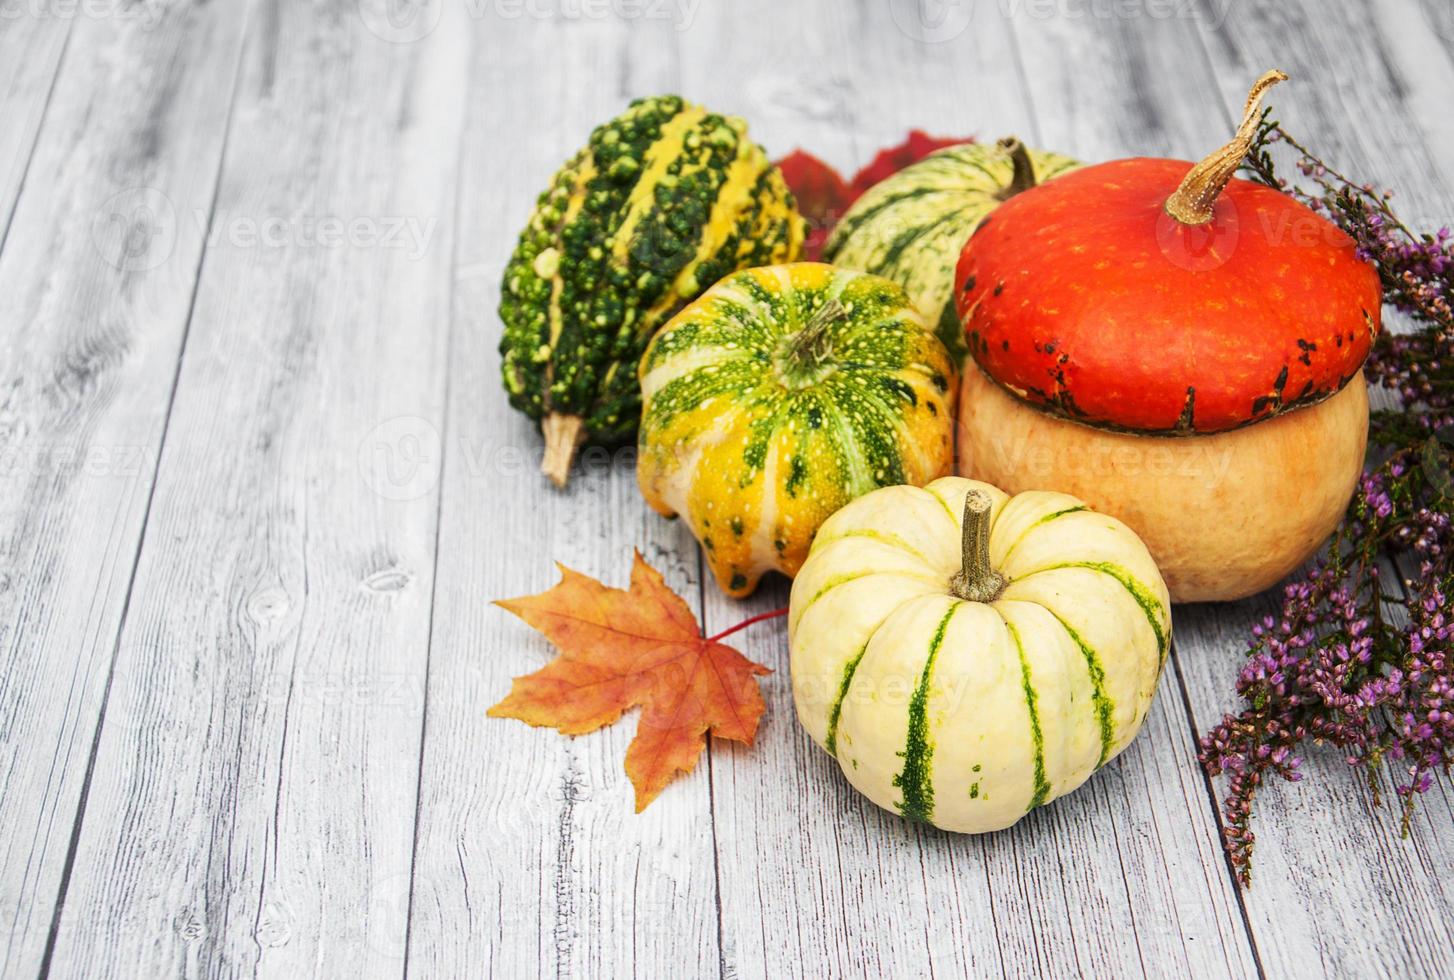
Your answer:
(749, 174), (807, 261)
(639, 131), (770, 327)
(545, 158), (597, 351)
(608, 106), (709, 267)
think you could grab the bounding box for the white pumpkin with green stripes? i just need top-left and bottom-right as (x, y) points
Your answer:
(788, 476), (1170, 832)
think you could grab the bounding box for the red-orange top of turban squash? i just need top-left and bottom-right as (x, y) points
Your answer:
(954, 71), (1381, 434)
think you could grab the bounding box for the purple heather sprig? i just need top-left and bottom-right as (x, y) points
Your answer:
(1200, 112), (1454, 884)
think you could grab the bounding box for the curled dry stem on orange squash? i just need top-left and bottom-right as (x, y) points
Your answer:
(1164, 69), (1288, 225)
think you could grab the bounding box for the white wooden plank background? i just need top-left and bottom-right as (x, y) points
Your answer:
(0, 4), (251, 975)
(0, 0), (1450, 977)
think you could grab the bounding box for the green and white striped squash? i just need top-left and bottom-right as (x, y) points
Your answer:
(823, 139), (1078, 362)
(499, 95), (806, 486)
(788, 476), (1170, 833)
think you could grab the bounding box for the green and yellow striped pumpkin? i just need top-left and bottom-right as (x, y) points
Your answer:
(824, 139), (1079, 362)
(637, 263), (955, 597)
(499, 95), (806, 485)
(789, 476), (1170, 832)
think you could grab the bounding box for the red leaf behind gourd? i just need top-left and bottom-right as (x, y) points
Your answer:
(777, 130), (974, 259)
(847, 130), (975, 198)
(775, 149), (849, 261)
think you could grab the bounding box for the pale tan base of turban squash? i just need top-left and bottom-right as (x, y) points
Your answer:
(956, 364), (1369, 603)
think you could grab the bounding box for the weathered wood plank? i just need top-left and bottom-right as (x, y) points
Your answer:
(0, 5), (248, 976)
(1372, 0), (1454, 175)
(40, 1), (468, 975)
(402, 12), (723, 980)
(0, 9), (72, 250)
(0, 7), (71, 246)
(1175, 2), (1454, 976)
(1197, 0), (1453, 225)
(689, 2), (1257, 977)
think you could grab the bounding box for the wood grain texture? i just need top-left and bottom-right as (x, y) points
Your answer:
(0, 4), (248, 975)
(1372, 0), (1454, 178)
(1175, 3), (1454, 976)
(0, 9), (69, 247)
(402, 11), (724, 980)
(39, 0), (467, 975)
(1197, 0), (1454, 224)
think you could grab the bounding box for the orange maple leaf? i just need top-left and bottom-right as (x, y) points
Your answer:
(490, 551), (772, 811)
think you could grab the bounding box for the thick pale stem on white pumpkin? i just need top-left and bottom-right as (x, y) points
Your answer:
(541, 411), (585, 488)
(1164, 69), (1288, 225)
(950, 489), (1005, 603)
(995, 137), (1037, 201)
